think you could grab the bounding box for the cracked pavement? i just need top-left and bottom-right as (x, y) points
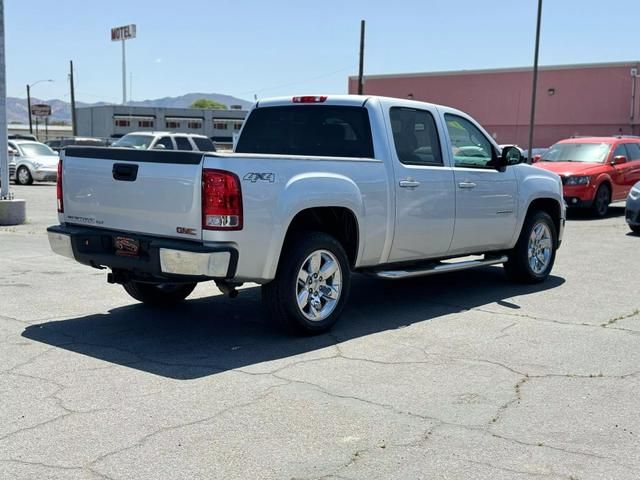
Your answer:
(1, 185), (639, 479)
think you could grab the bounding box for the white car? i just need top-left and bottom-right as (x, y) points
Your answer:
(111, 132), (216, 152)
(8, 140), (59, 185)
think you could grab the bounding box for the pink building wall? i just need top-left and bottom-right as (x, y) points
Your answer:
(348, 62), (640, 147)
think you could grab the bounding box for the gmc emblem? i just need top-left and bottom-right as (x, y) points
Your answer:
(176, 227), (197, 236)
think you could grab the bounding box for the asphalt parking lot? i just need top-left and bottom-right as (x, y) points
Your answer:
(1, 184), (639, 480)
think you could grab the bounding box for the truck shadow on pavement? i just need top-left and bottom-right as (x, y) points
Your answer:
(22, 267), (564, 379)
(566, 205), (625, 221)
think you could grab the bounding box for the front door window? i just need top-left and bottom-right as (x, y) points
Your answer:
(445, 114), (495, 168)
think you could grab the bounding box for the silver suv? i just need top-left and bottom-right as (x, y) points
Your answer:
(111, 132), (216, 152)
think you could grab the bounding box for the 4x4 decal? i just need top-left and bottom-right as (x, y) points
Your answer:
(243, 172), (275, 183)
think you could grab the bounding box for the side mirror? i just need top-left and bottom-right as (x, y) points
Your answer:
(612, 155), (627, 166)
(8, 148), (18, 156)
(500, 145), (522, 167)
(152, 143), (166, 150)
(532, 154), (541, 163)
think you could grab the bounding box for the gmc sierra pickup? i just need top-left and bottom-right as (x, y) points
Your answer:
(48, 95), (565, 334)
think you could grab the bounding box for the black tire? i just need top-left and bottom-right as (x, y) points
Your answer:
(504, 210), (557, 283)
(630, 224), (640, 235)
(592, 184), (611, 218)
(16, 166), (33, 185)
(262, 232), (351, 335)
(122, 280), (196, 306)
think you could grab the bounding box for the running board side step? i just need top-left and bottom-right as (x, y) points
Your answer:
(371, 255), (508, 280)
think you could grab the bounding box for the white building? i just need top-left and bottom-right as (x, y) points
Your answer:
(76, 105), (248, 147)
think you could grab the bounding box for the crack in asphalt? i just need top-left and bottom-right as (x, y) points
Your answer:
(433, 301), (640, 334)
(490, 376), (530, 425)
(601, 309), (640, 327)
(463, 458), (570, 479)
(85, 381), (289, 473)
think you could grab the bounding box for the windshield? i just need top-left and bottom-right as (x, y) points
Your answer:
(18, 142), (57, 157)
(541, 142), (610, 163)
(112, 134), (154, 149)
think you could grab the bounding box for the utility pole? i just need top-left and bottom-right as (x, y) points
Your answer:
(69, 60), (77, 136)
(357, 20), (365, 95)
(26, 83), (32, 134)
(527, 0), (543, 163)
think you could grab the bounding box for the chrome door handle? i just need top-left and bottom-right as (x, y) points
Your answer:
(399, 180), (421, 188)
(458, 181), (477, 189)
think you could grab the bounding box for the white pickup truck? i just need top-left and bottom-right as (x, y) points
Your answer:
(48, 95), (565, 334)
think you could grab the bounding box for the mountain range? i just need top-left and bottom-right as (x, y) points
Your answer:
(6, 92), (253, 125)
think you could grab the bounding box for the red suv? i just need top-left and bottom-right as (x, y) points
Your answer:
(533, 137), (640, 217)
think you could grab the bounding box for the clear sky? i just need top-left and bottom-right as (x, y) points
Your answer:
(5, 0), (639, 103)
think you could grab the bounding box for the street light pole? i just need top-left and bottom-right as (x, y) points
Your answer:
(26, 79), (53, 134)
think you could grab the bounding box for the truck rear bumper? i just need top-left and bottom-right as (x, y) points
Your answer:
(47, 224), (238, 282)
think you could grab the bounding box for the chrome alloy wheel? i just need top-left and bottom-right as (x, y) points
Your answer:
(527, 222), (552, 274)
(17, 167), (31, 185)
(296, 249), (342, 321)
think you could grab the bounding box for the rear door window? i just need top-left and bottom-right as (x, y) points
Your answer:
(235, 105), (374, 158)
(155, 136), (174, 150)
(623, 143), (640, 161)
(390, 107), (442, 165)
(192, 137), (216, 151)
(174, 136), (193, 151)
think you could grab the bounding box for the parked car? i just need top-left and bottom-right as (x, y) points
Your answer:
(48, 94), (565, 334)
(532, 136), (640, 217)
(8, 140), (59, 185)
(8, 133), (37, 141)
(111, 132), (216, 152)
(626, 181), (640, 234)
(522, 147), (548, 162)
(46, 137), (107, 152)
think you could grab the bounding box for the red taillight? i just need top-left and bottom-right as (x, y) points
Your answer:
(202, 169), (242, 230)
(292, 95), (327, 103)
(56, 160), (63, 213)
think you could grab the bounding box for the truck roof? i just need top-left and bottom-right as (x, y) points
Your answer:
(122, 131), (210, 138)
(255, 94), (463, 115)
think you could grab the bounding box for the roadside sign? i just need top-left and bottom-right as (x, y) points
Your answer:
(111, 24), (136, 41)
(31, 104), (51, 117)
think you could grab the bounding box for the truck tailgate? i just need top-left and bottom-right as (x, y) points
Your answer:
(61, 148), (204, 241)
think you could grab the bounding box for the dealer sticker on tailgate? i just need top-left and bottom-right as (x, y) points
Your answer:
(113, 236), (140, 257)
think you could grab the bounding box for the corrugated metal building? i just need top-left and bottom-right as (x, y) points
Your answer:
(348, 61), (640, 148)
